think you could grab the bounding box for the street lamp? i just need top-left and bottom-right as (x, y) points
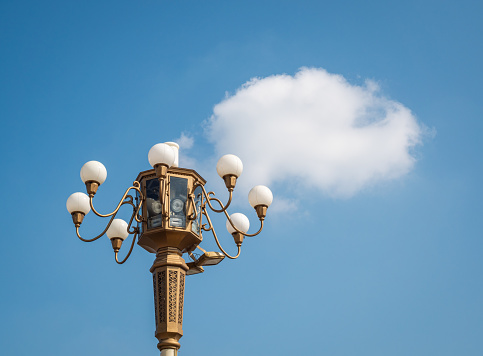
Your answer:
(66, 142), (273, 356)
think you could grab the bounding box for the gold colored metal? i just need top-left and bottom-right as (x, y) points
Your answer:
(89, 181), (143, 220)
(224, 209), (264, 237)
(186, 262), (204, 275)
(75, 215), (115, 242)
(232, 232), (244, 246)
(201, 206), (241, 259)
(71, 159), (270, 356)
(151, 165), (170, 223)
(72, 212), (84, 227)
(187, 194), (197, 221)
(138, 229), (202, 256)
(154, 164), (169, 179)
(151, 247), (188, 354)
(255, 205), (268, 220)
(85, 181), (99, 196)
(136, 168), (206, 254)
(159, 177), (168, 219)
(115, 231), (139, 264)
(195, 245), (207, 254)
(195, 251), (225, 266)
(110, 238), (122, 252)
(222, 174), (237, 191)
(198, 184), (233, 213)
(75, 186), (142, 244)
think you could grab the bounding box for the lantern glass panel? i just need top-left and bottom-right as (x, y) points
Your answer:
(146, 178), (163, 229)
(169, 176), (188, 228)
(191, 185), (203, 235)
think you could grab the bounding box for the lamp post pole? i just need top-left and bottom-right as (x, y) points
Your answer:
(151, 247), (187, 354)
(66, 142), (273, 355)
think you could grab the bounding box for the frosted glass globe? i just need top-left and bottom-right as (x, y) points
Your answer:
(216, 154), (243, 178)
(248, 185), (273, 208)
(148, 143), (175, 168)
(80, 161), (107, 184)
(226, 213), (250, 234)
(66, 192), (91, 214)
(106, 219), (129, 240)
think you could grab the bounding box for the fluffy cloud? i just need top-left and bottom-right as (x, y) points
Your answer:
(175, 132), (194, 149)
(205, 67), (423, 202)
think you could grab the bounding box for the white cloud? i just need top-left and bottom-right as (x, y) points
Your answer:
(175, 132), (194, 150)
(172, 133), (198, 170)
(205, 67), (424, 199)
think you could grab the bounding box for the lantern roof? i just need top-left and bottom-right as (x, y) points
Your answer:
(136, 167), (207, 185)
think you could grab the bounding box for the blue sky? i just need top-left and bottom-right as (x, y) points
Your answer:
(1, 1), (482, 355)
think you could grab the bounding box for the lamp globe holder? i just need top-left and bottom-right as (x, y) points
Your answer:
(66, 192), (91, 226)
(80, 161), (107, 196)
(216, 154), (243, 190)
(226, 213), (250, 246)
(248, 185), (273, 219)
(149, 143), (176, 180)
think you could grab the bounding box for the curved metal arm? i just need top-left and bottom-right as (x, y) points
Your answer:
(224, 210), (264, 237)
(127, 196), (144, 232)
(76, 185), (143, 242)
(90, 182), (142, 218)
(198, 184), (233, 213)
(115, 231), (138, 264)
(202, 207), (241, 259)
(187, 194), (198, 221)
(75, 215), (116, 242)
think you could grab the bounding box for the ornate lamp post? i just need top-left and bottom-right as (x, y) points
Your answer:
(66, 142), (273, 356)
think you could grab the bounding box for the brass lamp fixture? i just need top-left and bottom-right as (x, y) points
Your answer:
(66, 142), (273, 356)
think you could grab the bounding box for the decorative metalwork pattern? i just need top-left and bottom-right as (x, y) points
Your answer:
(157, 271), (167, 323)
(153, 273), (158, 325)
(178, 272), (185, 324)
(168, 270), (178, 322)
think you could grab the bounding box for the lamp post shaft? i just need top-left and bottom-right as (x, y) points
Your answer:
(151, 247), (188, 355)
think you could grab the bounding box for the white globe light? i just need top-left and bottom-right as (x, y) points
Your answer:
(248, 185), (273, 208)
(148, 143), (175, 168)
(226, 213), (250, 234)
(216, 154), (243, 178)
(80, 161), (107, 185)
(106, 219), (129, 240)
(66, 192), (91, 214)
